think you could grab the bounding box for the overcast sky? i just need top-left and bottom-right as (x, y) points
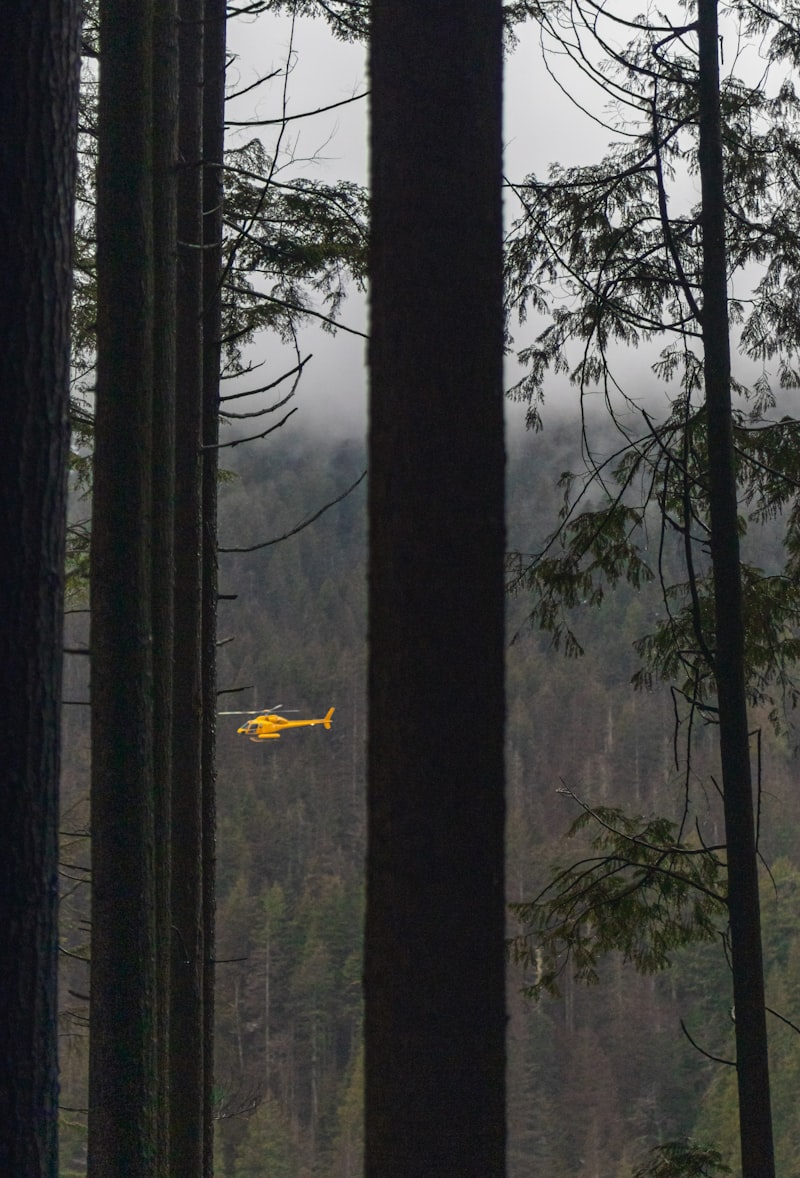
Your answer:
(222, 6), (774, 441)
(223, 11), (612, 436)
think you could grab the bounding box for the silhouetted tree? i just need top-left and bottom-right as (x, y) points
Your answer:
(697, 2), (773, 1170)
(0, 3), (80, 1173)
(201, 0), (227, 1171)
(170, 0), (207, 1172)
(366, 2), (506, 1174)
(87, 0), (158, 1172)
(152, 0), (179, 1168)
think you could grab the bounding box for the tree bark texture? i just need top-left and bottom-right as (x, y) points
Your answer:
(697, 2), (775, 1173)
(152, 0), (179, 1169)
(170, 0), (206, 1170)
(366, 3), (506, 1175)
(88, 0), (158, 1174)
(0, 2), (80, 1173)
(201, 2), (227, 1171)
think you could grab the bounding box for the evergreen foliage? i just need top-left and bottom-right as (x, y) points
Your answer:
(55, 2), (800, 1173)
(631, 1139), (731, 1177)
(509, 800), (727, 994)
(59, 424), (800, 1175)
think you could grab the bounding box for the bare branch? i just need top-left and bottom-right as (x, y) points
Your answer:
(219, 469), (366, 553)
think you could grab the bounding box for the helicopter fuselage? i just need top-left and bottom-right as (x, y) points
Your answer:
(237, 707), (335, 741)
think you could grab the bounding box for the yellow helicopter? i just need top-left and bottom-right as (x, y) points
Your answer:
(221, 705), (335, 742)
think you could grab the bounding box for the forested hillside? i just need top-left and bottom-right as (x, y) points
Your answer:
(59, 417), (800, 1176)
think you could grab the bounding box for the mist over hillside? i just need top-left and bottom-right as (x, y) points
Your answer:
(59, 419), (800, 1176)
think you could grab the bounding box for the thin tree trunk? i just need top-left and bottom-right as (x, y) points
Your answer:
(152, 0), (179, 1169)
(696, 2), (775, 1173)
(0, 4), (79, 1173)
(366, 3), (506, 1174)
(170, 0), (206, 1170)
(201, 2), (227, 1171)
(88, 0), (158, 1173)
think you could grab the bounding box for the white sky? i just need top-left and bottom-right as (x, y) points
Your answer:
(223, 14), (368, 439)
(222, 7), (781, 440)
(223, 11), (607, 436)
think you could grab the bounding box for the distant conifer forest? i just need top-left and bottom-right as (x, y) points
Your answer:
(58, 418), (800, 1177)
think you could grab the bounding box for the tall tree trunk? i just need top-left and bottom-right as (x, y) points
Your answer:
(697, 2), (775, 1173)
(170, 0), (206, 1170)
(201, 2), (227, 1171)
(366, 3), (506, 1175)
(0, 3), (80, 1173)
(88, 0), (158, 1173)
(152, 0), (179, 1169)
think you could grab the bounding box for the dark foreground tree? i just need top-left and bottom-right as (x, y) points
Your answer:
(0, 3), (80, 1173)
(169, 0), (206, 1171)
(697, 3), (773, 1170)
(87, 0), (158, 1172)
(366, 3), (506, 1174)
(201, 1), (227, 1171)
(151, 0), (179, 1169)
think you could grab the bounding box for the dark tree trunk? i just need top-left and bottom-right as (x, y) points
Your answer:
(0, 3), (79, 1174)
(170, 0), (206, 1170)
(697, 2), (775, 1173)
(88, 0), (158, 1174)
(152, 0), (179, 1170)
(366, 3), (506, 1175)
(201, 2), (227, 1171)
